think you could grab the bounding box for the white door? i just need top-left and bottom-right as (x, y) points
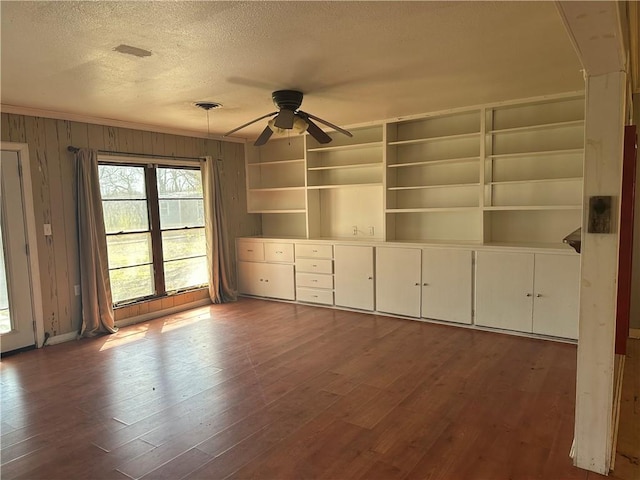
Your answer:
(1, 150), (36, 353)
(422, 248), (473, 324)
(475, 251), (534, 332)
(334, 245), (374, 311)
(376, 247), (421, 317)
(532, 254), (580, 339)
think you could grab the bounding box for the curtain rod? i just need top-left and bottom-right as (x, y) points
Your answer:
(67, 145), (206, 162)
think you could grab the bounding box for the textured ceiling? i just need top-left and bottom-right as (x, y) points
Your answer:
(0, 1), (583, 141)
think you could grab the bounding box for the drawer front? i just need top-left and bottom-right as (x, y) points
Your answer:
(264, 243), (294, 263)
(295, 244), (333, 259)
(296, 288), (334, 305)
(237, 241), (264, 262)
(296, 272), (334, 289)
(296, 258), (333, 274)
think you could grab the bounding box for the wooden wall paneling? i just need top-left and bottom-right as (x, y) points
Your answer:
(69, 121), (90, 149)
(56, 119), (82, 332)
(1, 113), (10, 139)
(175, 134), (186, 157)
(151, 132), (164, 156)
(116, 127), (135, 153)
(163, 134), (178, 157)
(131, 127), (145, 154)
(44, 118), (73, 334)
(7, 114), (27, 142)
(141, 130), (154, 155)
(24, 115), (60, 335)
(104, 126), (118, 151)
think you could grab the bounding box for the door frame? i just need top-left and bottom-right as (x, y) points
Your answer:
(1, 142), (44, 348)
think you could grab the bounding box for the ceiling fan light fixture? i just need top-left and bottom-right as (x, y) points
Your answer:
(267, 115), (308, 136)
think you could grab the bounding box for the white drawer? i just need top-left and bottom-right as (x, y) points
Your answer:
(264, 243), (294, 263)
(296, 288), (334, 305)
(237, 241), (264, 262)
(295, 244), (333, 259)
(296, 272), (333, 289)
(296, 258), (333, 274)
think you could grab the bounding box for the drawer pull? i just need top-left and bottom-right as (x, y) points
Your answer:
(312, 264), (317, 267)
(247, 249), (253, 252)
(312, 279), (318, 282)
(312, 249), (318, 253)
(276, 250), (283, 254)
(312, 295), (318, 298)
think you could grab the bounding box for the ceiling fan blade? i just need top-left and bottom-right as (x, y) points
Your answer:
(253, 126), (274, 146)
(304, 117), (332, 144)
(224, 111), (278, 136)
(299, 110), (353, 138)
(274, 109), (295, 129)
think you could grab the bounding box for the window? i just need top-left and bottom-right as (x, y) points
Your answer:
(98, 163), (207, 305)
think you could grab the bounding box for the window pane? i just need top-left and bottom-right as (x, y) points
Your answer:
(159, 199), (204, 229)
(107, 233), (152, 269)
(164, 257), (208, 292)
(110, 264), (154, 303)
(99, 165), (147, 200)
(162, 228), (206, 262)
(157, 168), (202, 198)
(103, 200), (149, 233)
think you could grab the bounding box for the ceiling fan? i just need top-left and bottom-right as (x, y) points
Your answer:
(224, 90), (353, 146)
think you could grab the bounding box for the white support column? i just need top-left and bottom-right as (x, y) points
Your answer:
(574, 71), (626, 474)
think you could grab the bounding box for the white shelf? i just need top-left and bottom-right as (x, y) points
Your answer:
(307, 162), (382, 171)
(488, 148), (584, 160)
(484, 205), (582, 211)
(248, 159), (305, 167)
(248, 186), (306, 193)
(307, 141), (383, 153)
(388, 132), (480, 146)
(388, 156), (480, 168)
(308, 183), (384, 190)
(248, 209), (307, 214)
(489, 120), (584, 135)
(389, 182), (479, 191)
(387, 207), (479, 213)
(489, 177), (582, 186)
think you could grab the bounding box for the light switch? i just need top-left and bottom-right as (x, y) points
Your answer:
(44, 223), (52, 236)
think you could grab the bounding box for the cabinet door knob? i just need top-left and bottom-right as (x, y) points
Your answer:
(312, 249), (318, 253)
(276, 251), (283, 254)
(312, 279), (318, 282)
(526, 293), (532, 297)
(312, 264), (317, 267)
(423, 283), (429, 286)
(265, 279), (269, 282)
(368, 276), (373, 280)
(415, 282), (420, 286)
(247, 249), (253, 252)
(536, 293), (542, 298)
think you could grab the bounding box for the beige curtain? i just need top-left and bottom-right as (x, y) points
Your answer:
(201, 156), (236, 303)
(75, 148), (118, 336)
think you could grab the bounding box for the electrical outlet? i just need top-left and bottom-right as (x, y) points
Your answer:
(369, 226), (375, 236)
(352, 225), (358, 236)
(74, 285), (80, 296)
(43, 223), (52, 236)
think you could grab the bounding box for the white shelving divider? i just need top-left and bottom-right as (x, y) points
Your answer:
(385, 110), (483, 243)
(245, 135), (308, 238)
(483, 95), (585, 246)
(306, 125), (385, 240)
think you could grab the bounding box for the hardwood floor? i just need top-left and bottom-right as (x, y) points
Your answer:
(0, 298), (633, 479)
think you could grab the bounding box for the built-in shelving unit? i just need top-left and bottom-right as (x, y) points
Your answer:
(243, 93), (585, 249)
(385, 110), (482, 243)
(483, 96), (584, 245)
(245, 135), (307, 238)
(306, 125), (384, 239)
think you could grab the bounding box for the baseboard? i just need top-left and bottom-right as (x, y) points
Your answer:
(629, 328), (640, 339)
(115, 298), (212, 328)
(46, 331), (79, 346)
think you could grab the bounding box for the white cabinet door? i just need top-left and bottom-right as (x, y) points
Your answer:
(376, 247), (421, 317)
(532, 254), (580, 339)
(334, 245), (374, 310)
(237, 261), (294, 300)
(421, 249), (472, 324)
(475, 251), (534, 332)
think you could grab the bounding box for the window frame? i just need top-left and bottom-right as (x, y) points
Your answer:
(98, 155), (207, 307)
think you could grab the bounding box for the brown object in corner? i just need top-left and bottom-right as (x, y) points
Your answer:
(616, 125), (638, 355)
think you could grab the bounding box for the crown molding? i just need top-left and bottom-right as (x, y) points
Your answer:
(0, 104), (246, 144)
